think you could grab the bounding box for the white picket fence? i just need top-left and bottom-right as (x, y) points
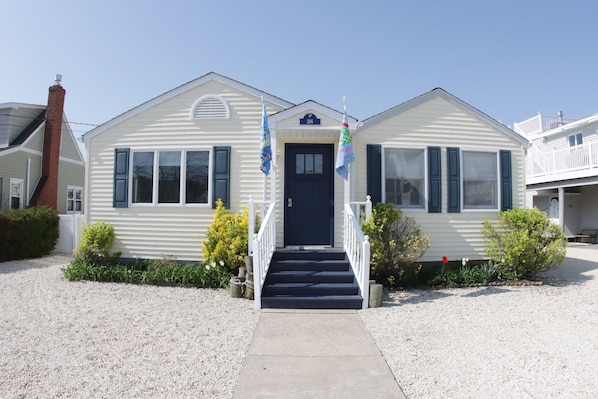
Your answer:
(54, 214), (86, 253)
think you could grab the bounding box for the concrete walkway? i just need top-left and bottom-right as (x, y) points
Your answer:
(233, 309), (406, 399)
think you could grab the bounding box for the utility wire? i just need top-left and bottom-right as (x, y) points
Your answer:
(0, 112), (100, 128)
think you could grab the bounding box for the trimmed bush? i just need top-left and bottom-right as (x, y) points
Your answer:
(0, 206), (59, 262)
(361, 203), (430, 286)
(73, 221), (121, 265)
(482, 207), (567, 278)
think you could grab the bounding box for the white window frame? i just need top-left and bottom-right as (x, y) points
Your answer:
(382, 146), (428, 211)
(66, 185), (84, 214)
(568, 132), (583, 147)
(128, 147), (212, 207)
(9, 178), (24, 210)
(461, 149), (500, 211)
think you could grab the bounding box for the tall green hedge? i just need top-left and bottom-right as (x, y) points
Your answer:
(0, 206), (59, 262)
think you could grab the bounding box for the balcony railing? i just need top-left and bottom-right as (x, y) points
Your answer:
(515, 113), (576, 136)
(526, 142), (598, 178)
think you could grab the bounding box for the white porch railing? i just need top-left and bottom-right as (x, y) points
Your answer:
(526, 142), (598, 178)
(344, 201), (371, 309)
(251, 201), (276, 310)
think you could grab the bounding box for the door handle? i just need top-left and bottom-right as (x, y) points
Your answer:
(287, 198), (293, 207)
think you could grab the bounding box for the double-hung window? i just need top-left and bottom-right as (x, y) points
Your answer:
(131, 149), (210, 205)
(462, 150), (498, 210)
(67, 186), (83, 213)
(384, 148), (425, 209)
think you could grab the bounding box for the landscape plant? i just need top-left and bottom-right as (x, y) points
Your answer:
(62, 256), (230, 288)
(202, 199), (249, 274)
(73, 221), (121, 265)
(361, 202), (430, 286)
(0, 206), (59, 261)
(482, 207), (566, 278)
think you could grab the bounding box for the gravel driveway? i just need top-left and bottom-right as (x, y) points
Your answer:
(1, 245), (597, 398)
(0, 254), (259, 398)
(360, 244), (598, 398)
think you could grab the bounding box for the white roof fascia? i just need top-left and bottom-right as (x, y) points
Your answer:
(535, 114), (598, 139)
(82, 72), (295, 143)
(0, 102), (45, 110)
(269, 100), (359, 130)
(361, 88), (531, 149)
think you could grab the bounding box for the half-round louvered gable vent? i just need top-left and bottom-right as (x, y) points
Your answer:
(190, 95), (230, 119)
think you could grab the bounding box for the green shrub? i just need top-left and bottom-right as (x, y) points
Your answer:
(62, 257), (230, 288)
(482, 207), (567, 278)
(202, 200), (249, 274)
(73, 221), (121, 265)
(0, 206), (58, 261)
(361, 203), (430, 286)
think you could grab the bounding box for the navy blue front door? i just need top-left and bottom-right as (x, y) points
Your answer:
(284, 144), (334, 246)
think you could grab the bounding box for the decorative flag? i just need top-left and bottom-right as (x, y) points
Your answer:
(260, 98), (272, 175)
(335, 97), (355, 180)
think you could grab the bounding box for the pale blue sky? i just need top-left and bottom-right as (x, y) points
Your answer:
(2, 0), (597, 140)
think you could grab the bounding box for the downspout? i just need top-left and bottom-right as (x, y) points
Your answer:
(26, 157), (31, 206)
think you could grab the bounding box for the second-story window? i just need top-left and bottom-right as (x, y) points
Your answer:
(568, 133), (583, 147)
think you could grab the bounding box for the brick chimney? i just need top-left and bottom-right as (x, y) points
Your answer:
(30, 75), (66, 210)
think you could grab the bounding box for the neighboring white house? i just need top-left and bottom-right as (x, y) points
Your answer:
(515, 112), (598, 238)
(82, 72), (530, 263)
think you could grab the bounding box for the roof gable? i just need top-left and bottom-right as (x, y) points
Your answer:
(269, 100), (358, 129)
(82, 72), (295, 143)
(361, 88), (530, 148)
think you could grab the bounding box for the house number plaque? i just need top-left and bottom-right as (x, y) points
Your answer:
(299, 113), (321, 125)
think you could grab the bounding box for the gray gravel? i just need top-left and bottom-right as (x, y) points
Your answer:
(359, 244), (598, 399)
(0, 254), (259, 398)
(1, 245), (597, 398)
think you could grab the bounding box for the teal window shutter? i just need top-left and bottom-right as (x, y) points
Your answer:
(366, 144), (382, 204)
(447, 147), (460, 213)
(113, 148), (129, 208)
(500, 150), (512, 211)
(212, 146), (231, 208)
(428, 147), (441, 213)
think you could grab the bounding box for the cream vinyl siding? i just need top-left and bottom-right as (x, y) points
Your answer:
(353, 97), (526, 262)
(86, 80), (286, 260)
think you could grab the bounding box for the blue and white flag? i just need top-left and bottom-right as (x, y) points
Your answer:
(260, 99), (272, 175)
(335, 98), (354, 180)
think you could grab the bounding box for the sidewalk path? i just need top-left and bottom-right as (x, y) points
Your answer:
(233, 309), (406, 399)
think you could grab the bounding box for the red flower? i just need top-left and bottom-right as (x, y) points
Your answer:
(442, 256), (449, 264)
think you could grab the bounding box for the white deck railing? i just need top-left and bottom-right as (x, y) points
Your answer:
(526, 142), (598, 178)
(251, 202), (276, 310)
(344, 202), (371, 309)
